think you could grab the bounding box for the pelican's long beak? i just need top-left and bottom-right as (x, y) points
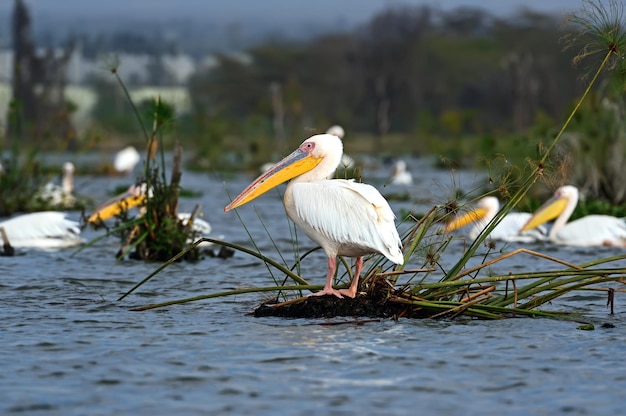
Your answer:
(443, 207), (489, 233)
(520, 194), (568, 232)
(224, 147), (322, 212)
(87, 188), (146, 223)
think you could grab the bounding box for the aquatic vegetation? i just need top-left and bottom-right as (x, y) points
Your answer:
(85, 63), (205, 262)
(121, 1), (626, 320)
(122, 210), (626, 321)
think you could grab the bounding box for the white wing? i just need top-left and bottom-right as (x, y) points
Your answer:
(491, 213), (549, 242)
(0, 212), (83, 248)
(556, 215), (626, 247)
(289, 179), (403, 264)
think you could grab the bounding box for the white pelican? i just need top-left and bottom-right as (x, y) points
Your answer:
(86, 183), (215, 246)
(326, 125), (355, 169)
(326, 125), (345, 139)
(114, 146), (141, 174)
(0, 212), (83, 249)
(521, 185), (626, 247)
(35, 162), (76, 209)
(444, 196), (548, 243)
(390, 160), (413, 186)
(225, 133), (404, 298)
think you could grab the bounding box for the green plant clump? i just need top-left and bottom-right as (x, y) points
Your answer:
(84, 62), (203, 262)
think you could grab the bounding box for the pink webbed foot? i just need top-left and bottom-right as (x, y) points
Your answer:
(309, 287), (344, 299)
(338, 287), (357, 298)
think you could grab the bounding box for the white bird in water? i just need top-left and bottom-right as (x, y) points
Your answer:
(86, 183), (214, 246)
(326, 125), (355, 169)
(443, 196), (548, 243)
(390, 160), (413, 186)
(326, 125), (345, 139)
(225, 133), (404, 298)
(521, 185), (626, 247)
(35, 162), (76, 209)
(114, 146), (141, 174)
(0, 212), (83, 249)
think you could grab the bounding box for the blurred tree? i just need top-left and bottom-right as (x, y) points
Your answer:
(7, 0), (76, 148)
(181, 5), (585, 164)
(558, 78), (626, 205)
(352, 7), (432, 151)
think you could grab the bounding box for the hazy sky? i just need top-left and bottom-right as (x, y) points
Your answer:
(3, 0), (580, 24)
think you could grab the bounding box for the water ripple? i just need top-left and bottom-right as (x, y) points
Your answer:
(1, 169), (625, 415)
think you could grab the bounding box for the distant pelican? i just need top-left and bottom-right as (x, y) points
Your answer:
(114, 146), (141, 174)
(521, 185), (626, 247)
(326, 125), (345, 139)
(225, 133), (404, 298)
(390, 160), (413, 186)
(326, 125), (355, 169)
(35, 162), (76, 209)
(444, 196), (548, 243)
(86, 183), (214, 246)
(0, 212), (83, 248)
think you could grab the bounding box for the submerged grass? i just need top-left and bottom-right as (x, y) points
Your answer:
(122, 1), (626, 320)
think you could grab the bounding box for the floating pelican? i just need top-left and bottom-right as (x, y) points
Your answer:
(326, 125), (345, 139)
(177, 212), (213, 237)
(34, 162), (76, 209)
(114, 146), (141, 174)
(86, 183), (214, 246)
(0, 212), (83, 249)
(326, 125), (355, 169)
(225, 133), (404, 298)
(521, 185), (626, 247)
(444, 196), (548, 242)
(390, 160), (413, 186)
(86, 184), (144, 224)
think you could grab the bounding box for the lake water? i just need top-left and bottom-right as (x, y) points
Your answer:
(2, 157), (626, 415)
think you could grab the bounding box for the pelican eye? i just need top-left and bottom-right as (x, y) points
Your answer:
(301, 142), (315, 152)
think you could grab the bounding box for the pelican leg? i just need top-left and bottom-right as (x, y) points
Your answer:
(309, 256), (344, 298)
(339, 256), (362, 298)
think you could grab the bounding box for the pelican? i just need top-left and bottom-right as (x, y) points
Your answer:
(224, 133), (404, 298)
(444, 196), (548, 242)
(520, 185), (626, 247)
(86, 183), (214, 246)
(326, 125), (345, 139)
(390, 160), (413, 186)
(326, 125), (355, 169)
(34, 162), (76, 209)
(114, 146), (141, 174)
(0, 212), (83, 249)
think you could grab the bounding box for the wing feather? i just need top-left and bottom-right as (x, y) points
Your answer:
(290, 179), (403, 263)
(558, 215), (626, 246)
(0, 211), (80, 246)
